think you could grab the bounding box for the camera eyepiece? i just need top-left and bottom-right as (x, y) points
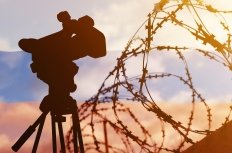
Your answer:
(57, 11), (71, 23)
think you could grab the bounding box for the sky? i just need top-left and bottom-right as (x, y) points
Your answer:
(0, 0), (232, 152)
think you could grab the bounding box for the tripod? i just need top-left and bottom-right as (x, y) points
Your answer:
(12, 100), (85, 153)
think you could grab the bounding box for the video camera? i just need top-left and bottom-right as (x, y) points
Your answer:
(18, 11), (106, 112)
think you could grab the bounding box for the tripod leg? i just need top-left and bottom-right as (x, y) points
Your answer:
(76, 111), (84, 153)
(51, 115), (57, 153)
(12, 112), (48, 152)
(32, 114), (46, 153)
(72, 111), (85, 153)
(72, 112), (79, 153)
(57, 121), (66, 153)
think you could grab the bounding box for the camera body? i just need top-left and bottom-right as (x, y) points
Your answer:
(19, 11), (106, 61)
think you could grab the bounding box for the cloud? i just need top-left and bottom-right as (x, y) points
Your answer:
(0, 52), (24, 69)
(0, 96), (5, 102)
(168, 90), (193, 103)
(121, 53), (166, 78)
(0, 38), (18, 51)
(0, 134), (10, 149)
(73, 53), (120, 100)
(206, 94), (232, 103)
(85, 0), (154, 51)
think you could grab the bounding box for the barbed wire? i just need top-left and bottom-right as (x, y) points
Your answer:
(67, 0), (232, 152)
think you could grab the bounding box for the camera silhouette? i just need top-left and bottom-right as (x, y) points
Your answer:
(19, 11), (106, 113)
